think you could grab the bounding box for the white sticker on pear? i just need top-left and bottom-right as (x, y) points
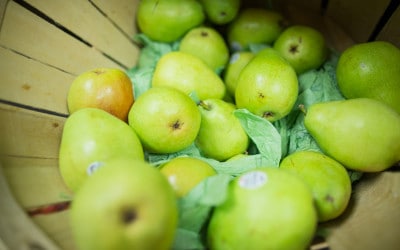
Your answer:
(87, 161), (104, 176)
(230, 41), (242, 52)
(239, 171), (267, 189)
(229, 52), (240, 64)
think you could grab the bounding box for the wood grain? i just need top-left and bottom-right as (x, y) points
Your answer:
(0, 104), (65, 159)
(326, 0), (391, 42)
(0, 0), (8, 28)
(376, 7), (400, 47)
(25, 0), (140, 69)
(1, 156), (72, 209)
(91, 0), (139, 41)
(0, 1), (399, 250)
(323, 171), (400, 250)
(0, 1), (123, 75)
(0, 46), (72, 115)
(0, 164), (61, 250)
(32, 210), (77, 250)
(276, 0), (323, 14)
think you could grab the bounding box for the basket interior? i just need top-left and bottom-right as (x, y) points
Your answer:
(0, 0), (399, 249)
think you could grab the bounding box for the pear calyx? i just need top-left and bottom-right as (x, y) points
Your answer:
(121, 207), (137, 225)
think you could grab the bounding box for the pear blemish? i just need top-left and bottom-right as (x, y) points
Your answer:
(93, 69), (106, 75)
(262, 111), (274, 119)
(325, 194), (335, 204)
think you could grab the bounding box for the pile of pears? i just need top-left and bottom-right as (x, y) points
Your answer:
(59, 0), (400, 249)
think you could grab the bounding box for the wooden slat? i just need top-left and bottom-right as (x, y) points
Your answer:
(32, 210), (76, 250)
(279, 3), (327, 36)
(25, 0), (140, 69)
(1, 156), (72, 208)
(0, 1), (123, 76)
(0, 46), (72, 115)
(323, 171), (400, 250)
(326, 0), (391, 43)
(320, 14), (356, 52)
(91, 0), (139, 41)
(277, 0), (323, 14)
(0, 165), (61, 250)
(0, 0), (8, 28)
(0, 237), (9, 250)
(376, 7), (400, 47)
(0, 104), (65, 159)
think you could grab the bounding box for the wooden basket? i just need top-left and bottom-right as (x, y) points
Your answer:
(0, 0), (399, 249)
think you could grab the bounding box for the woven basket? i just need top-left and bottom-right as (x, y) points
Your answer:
(0, 0), (399, 249)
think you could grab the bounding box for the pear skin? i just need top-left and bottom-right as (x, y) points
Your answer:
(273, 25), (328, 74)
(196, 99), (249, 161)
(159, 156), (216, 197)
(70, 158), (178, 250)
(152, 51), (226, 100)
(207, 168), (317, 249)
(224, 51), (255, 98)
(179, 26), (229, 72)
(128, 86), (201, 154)
(227, 8), (286, 51)
(67, 68), (134, 122)
(137, 0), (205, 42)
(235, 48), (298, 122)
(200, 0), (241, 25)
(59, 108), (144, 192)
(304, 98), (400, 172)
(280, 151), (352, 222)
(336, 41), (400, 114)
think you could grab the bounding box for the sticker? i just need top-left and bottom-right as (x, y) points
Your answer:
(238, 171), (267, 190)
(87, 161), (104, 176)
(230, 41), (242, 52)
(229, 52), (240, 64)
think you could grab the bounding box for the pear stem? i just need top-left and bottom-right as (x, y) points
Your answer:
(298, 104), (307, 115)
(198, 100), (212, 111)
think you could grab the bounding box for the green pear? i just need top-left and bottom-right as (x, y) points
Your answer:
(274, 25), (329, 74)
(200, 0), (241, 25)
(280, 151), (352, 222)
(223, 51), (255, 98)
(226, 153), (249, 161)
(304, 98), (400, 172)
(207, 167), (317, 249)
(336, 41), (400, 114)
(159, 156), (216, 197)
(59, 108), (144, 192)
(179, 26), (229, 72)
(70, 158), (178, 250)
(196, 99), (249, 161)
(136, 0), (205, 42)
(128, 86), (201, 154)
(235, 48), (299, 122)
(152, 51), (226, 100)
(227, 8), (286, 51)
